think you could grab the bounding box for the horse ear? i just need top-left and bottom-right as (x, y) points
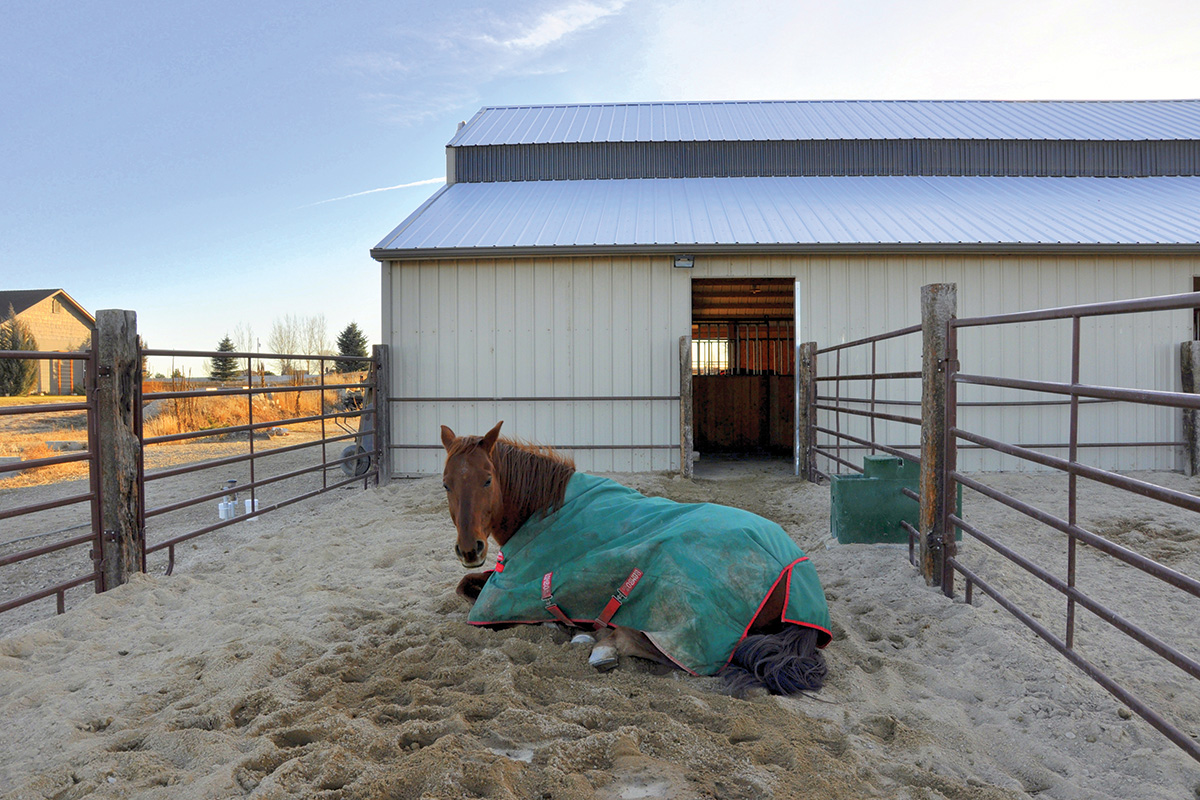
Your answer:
(440, 425), (457, 451)
(480, 421), (503, 455)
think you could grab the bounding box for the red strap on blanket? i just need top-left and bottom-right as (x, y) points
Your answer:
(595, 568), (644, 628)
(541, 572), (575, 626)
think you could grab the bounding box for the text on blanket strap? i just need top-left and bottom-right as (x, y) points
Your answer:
(595, 568), (644, 628)
(540, 571), (574, 626)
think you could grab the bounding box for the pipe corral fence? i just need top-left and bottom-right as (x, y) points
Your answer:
(810, 285), (1200, 765)
(0, 310), (388, 629)
(3, 295), (1199, 763)
(0, 344), (102, 615)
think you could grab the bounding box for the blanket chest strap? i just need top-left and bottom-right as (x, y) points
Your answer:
(540, 572), (575, 626)
(595, 568), (644, 628)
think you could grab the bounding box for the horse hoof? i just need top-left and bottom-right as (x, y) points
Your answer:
(588, 644), (618, 671)
(571, 633), (597, 645)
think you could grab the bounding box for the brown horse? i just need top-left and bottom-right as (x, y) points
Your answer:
(441, 421), (828, 694)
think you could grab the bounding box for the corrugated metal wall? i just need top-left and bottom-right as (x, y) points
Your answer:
(387, 255), (692, 474)
(451, 140), (1200, 182)
(691, 253), (1196, 473)
(387, 252), (1198, 475)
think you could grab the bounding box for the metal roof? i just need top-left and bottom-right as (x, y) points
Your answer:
(372, 176), (1200, 257)
(448, 100), (1200, 146)
(0, 288), (94, 322)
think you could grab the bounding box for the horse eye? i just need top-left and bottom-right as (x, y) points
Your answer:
(442, 483), (450, 491)
(484, 477), (492, 488)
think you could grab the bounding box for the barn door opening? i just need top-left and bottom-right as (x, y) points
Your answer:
(691, 279), (796, 456)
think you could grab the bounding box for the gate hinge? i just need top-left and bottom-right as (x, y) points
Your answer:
(939, 358), (960, 374)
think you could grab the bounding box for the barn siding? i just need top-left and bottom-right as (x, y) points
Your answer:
(387, 252), (1199, 475)
(387, 255), (691, 474)
(685, 252), (1195, 474)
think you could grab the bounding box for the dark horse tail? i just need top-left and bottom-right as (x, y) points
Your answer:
(720, 625), (827, 696)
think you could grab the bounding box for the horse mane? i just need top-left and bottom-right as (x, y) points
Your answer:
(449, 435), (576, 530)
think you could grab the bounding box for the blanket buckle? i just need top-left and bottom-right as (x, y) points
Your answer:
(595, 568), (644, 628)
(540, 571), (575, 627)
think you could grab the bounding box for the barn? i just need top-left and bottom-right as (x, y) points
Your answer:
(0, 288), (94, 395)
(371, 100), (1200, 476)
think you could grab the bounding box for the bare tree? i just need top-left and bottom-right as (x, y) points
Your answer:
(302, 313), (329, 375)
(231, 321), (255, 355)
(267, 314), (302, 375)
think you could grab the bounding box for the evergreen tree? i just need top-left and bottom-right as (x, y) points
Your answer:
(0, 307), (38, 396)
(334, 322), (369, 373)
(138, 335), (150, 379)
(209, 335), (241, 381)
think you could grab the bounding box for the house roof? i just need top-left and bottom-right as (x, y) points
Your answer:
(448, 100), (1200, 146)
(0, 289), (95, 323)
(372, 175), (1200, 259)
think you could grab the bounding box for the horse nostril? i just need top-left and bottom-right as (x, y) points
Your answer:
(475, 540), (485, 555)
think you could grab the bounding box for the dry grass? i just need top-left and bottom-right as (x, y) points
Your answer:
(0, 395), (91, 487)
(142, 385), (339, 439)
(0, 396), (80, 407)
(0, 440), (90, 488)
(0, 375), (369, 489)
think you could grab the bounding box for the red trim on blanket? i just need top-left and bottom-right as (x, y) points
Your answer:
(780, 558), (833, 646)
(643, 631), (700, 676)
(722, 557), (831, 670)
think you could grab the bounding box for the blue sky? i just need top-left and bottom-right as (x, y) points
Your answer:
(3, 0), (1200, 373)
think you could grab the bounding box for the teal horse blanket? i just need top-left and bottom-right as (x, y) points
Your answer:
(467, 473), (831, 675)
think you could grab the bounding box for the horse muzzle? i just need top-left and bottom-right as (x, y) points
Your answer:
(455, 539), (488, 568)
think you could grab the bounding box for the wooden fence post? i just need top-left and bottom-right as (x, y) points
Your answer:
(918, 284), (957, 586)
(679, 335), (693, 478)
(797, 341), (817, 481)
(1182, 341), (1200, 476)
(373, 344), (392, 486)
(95, 309), (142, 589)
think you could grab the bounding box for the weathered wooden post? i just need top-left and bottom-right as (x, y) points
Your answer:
(918, 284), (956, 587)
(95, 309), (143, 588)
(1182, 341), (1200, 476)
(373, 344), (392, 486)
(679, 335), (694, 478)
(797, 341), (817, 481)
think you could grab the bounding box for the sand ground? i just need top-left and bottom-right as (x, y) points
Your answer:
(1, 455), (1198, 799)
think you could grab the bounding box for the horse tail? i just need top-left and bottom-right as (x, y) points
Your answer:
(720, 624), (827, 697)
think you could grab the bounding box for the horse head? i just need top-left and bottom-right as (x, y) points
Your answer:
(440, 421), (504, 568)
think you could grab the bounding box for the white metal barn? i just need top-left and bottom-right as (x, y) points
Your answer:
(371, 100), (1200, 476)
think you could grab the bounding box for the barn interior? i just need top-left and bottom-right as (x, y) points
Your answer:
(691, 278), (796, 458)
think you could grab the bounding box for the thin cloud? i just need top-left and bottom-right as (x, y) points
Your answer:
(304, 177), (446, 208)
(482, 0), (630, 51)
(348, 2), (633, 124)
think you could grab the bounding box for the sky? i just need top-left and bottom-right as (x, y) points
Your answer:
(3, 0), (1200, 375)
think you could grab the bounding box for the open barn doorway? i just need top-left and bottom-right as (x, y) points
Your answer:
(691, 278), (796, 459)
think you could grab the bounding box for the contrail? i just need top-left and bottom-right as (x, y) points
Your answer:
(304, 177), (445, 207)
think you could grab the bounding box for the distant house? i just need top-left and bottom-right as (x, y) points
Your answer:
(0, 289), (95, 394)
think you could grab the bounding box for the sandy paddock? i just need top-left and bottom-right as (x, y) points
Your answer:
(1, 459), (1198, 799)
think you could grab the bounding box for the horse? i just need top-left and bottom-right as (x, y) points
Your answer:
(440, 421), (831, 695)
